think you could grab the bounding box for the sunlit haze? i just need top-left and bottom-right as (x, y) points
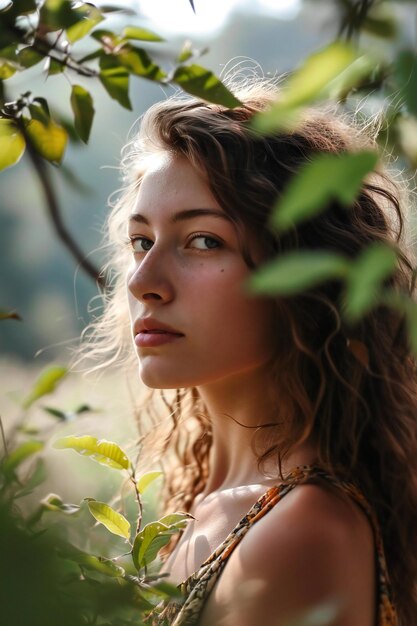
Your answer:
(137, 0), (302, 35)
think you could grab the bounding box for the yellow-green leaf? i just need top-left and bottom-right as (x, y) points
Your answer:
(23, 365), (67, 409)
(2, 440), (43, 475)
(0, 61), (16, 79)
(70, 84), (95, 143)
(25, 119), (67, 163)
(86, 499), (131, 540)
(248, 251), (349, 296)
(41, 493), (80, 515)
(343, 243), (398, 321)
(172, 64), (241, 108)
(53, 435), (130, 470)
(159, 512), (194, 530)
(271, 151), (379, 232)
(66, 4), (103, 42)
(136, 471), (163, 494)
(0, 119), (25, 171)
(122, 26), (164, 42)
(132, 521), (174, 569)
(251, 42), (359, 133)
(118, 45), (166, 80)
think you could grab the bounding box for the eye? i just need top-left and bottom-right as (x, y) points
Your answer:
(129, 237), (153, 253)
(188, 234), (222, 251)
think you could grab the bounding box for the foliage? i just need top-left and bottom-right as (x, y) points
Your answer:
(0, 0), (240, 285)
(0, 364), (190, 625)
(2, 2), (417, 621)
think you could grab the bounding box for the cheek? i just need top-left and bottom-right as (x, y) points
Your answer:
(194, 268), (276, 354)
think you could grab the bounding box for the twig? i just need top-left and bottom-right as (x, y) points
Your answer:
(0, 415), (8, 458)
(130, 472), (143, 535)
(22, 132), (106, 288)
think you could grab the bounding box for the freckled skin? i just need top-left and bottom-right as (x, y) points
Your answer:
(126, 152), (277, 390)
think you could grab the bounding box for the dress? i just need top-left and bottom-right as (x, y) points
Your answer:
(150, 464), (399, 626)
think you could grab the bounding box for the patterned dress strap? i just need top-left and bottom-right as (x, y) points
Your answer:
(150, 464), (399, 626)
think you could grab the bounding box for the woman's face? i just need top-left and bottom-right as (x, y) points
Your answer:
(126, 152), (277, 389)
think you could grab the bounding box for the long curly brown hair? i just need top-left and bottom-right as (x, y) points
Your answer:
(77, 81), (417, 625)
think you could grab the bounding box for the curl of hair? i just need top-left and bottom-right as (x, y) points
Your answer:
(74, 79), (417, 625)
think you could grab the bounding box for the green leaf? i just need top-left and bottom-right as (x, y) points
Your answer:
(177, 40), (193, 63)
(122, 26), (164, 42)
(132, 521), (174, 570)
(92, 29), (125, 48)
(325, 54), (376, 101)
(39, 0), (84, 32)
(118, 45), (166, 80)
(74, 403), (92, 414)
(0, 308), (22, 320)
(86, 499), (131, 540)
(271, 151), (379, 232)
(66, 3), (103, 43)
(381, 291), (417, 357)
(172, 64), (241, 108)
(395, 50), (417, 118)
(137, 471), (163, 494)
(24, 457), (47, 490)
(363, 14), (397, 39)
(42, 406), (67, 420)
(2, 440), (43, 476)
(6, 0), (36, 15)
(25, 118), (67, 164)
(23, 365), (67, 408)
(343, 243), (398, 321)
(251, 42), (358, 133)
(41, 493), (80, 515)
(70, 84), (95, 143)
(57, 541), (125, 577)
(17, 46), (44, 68)
(247, 251), (349, 296)
(29, 102), (50, 125)
(53, 435), (130, 470)
(99, 57), (131, 110)
(44, 56), (64, 75)
(0, 45), (17, 61)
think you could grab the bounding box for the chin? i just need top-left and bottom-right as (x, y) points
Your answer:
(138, 365), (189, 390)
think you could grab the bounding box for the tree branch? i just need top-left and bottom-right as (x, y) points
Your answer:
(23, 135), (106, 289)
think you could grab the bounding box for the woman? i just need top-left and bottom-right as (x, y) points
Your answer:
(83, 80), (417, 626)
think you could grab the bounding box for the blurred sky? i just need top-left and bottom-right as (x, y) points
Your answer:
(1, 0), (415, 364)
(135, 0), (302, 34)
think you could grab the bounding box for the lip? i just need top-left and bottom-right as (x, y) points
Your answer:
(133, 317), (184, 348)
(133, 317), (184, 336)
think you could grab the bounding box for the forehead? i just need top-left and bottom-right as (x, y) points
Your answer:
(133, 152), (223, 215)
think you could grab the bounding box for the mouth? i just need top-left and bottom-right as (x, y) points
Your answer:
(134, 328), (184, 348)
(134, 318), (184, 337)
(141, 329), (183, 335)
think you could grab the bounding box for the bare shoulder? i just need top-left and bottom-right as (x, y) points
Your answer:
(201, 482), (376, 626)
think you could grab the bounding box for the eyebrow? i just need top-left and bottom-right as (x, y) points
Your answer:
(128, 208), (232, 225)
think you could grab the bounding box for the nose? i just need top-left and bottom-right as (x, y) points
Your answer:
(127, 246), (175, 304)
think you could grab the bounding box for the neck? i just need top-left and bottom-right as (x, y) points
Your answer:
(196, 364), (318, 496)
